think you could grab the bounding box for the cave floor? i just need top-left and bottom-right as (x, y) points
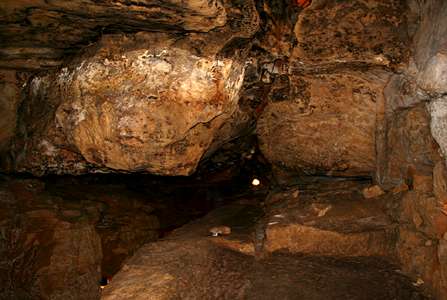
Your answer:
(102, 184), (430, 300)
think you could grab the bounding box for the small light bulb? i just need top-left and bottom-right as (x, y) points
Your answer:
(252, 178), (260, 186)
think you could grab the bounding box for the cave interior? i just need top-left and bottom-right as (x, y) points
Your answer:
(1, 0), (447, 299)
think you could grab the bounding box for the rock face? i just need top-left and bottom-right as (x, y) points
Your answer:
(254, 0), (408, 178)
(0, 179), (102, 300)
(412, 0), (447, 95)
(1, 0), (447, 299)
(257, 71), (388, 177)
(377, 104), (447, 299)
(0, 70), (22, 167)
(12, 1), (259, 176)
(0, 177), (159, 299)
(262, 180), (396, 257)
(409, 0), (447, 163)
(293, 0), (409, 67)
(0, 0), (228, 70)
(6, 0), (259, 176)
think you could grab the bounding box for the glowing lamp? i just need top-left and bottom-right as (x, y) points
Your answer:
(252, 178), (261, 186)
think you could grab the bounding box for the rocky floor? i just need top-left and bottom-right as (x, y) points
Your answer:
(102, 181), (430, 300)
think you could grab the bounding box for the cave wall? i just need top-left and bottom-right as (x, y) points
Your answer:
(251, 0), (447, 297)
(379, 104), (447, 299)
(0, 70), (22, 168)
(0, 0), (228, 70)
(0, 177), (159, 299)
(5, 0), (259, 177)
(255, 0), (409, 178)
(374, 1), (447, 298)
(1, 0), (447, 299)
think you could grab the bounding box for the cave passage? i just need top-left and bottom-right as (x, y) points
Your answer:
(0, 168), (431, 300)
(1, 0), (447, 299)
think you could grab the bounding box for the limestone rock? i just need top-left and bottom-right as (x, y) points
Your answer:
(263, 185), (395, 257)
(363, 185), (385, 199)
(0, 178), (160, 299)
(102, 196), (423, 300)
(0, 179), (103, 300)
(257, 71), (389, 177)
(0, 0), (229, 70)
(0, 70), (21, 166)
(380, 104), (440, 186)
(397, 228), (439, 298)
(293, 0), (409, 67)
(417, 50), (447, 94)
(434, 162), (447, 203)
(412, 0), (447, 95)
(13, 29), (257, 176)
(428, 98), (447, 162)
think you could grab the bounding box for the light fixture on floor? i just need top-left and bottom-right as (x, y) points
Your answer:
(252, 178), (260, 186)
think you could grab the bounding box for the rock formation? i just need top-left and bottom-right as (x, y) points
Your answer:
(1, 0), (447, 299)
(8, 0), (259, 176)
(0, 177), (159, 299)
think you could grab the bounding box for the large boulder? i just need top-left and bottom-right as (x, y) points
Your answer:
(12, 0), (259, 176)
(257, 71), (389, 177)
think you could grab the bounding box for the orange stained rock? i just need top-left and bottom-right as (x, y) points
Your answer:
(296, 0), (312, 8)
(441, 202), (447, 216)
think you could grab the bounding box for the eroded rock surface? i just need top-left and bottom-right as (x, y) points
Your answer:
(0, 70), (22, 166)
(262, 180), (396, 257)
(376, 104), (447, 299)
(101, 194), (427, 300)
(253, 0), (409, 178)
(13, 34), (256, 175)
(0, 0), (228, 70)
(294, 0), (409, 67)
(257, 71), (388, 177)
(0, 177), (159, 299)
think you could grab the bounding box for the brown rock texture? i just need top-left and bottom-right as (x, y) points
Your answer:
(0, 70), (21, 165)
(101, 196), (427, 300)
(8, 0), (259, 176)
(363, 185), (385, 199)
(0, 0), (228, 70)
(257, 71), (389, 177)
(412, 0), (447, 94)
(0, 179), (102, 300)
(379, 105), (439, 187)
(0, 177), (159, 299)
(293, 0), (409, 67)
(263, 180), (396, 258)
(12, 27), (258, 175)
(252, 0), (409, 178)
(377, 104), (447, 299)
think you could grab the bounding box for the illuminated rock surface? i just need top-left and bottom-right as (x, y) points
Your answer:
(1, 0), (447, 299)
